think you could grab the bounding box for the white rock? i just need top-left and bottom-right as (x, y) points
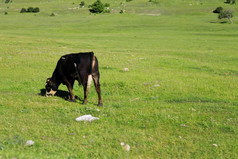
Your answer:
(25, 140), (34, 146)
(123, 68), (129, 72)
(213, 144), (218, 147)
(121, 142), (130, 151)
(76, 115), (99, 122)
(123, 144), (130, 151)
(180, 124), (186, 127)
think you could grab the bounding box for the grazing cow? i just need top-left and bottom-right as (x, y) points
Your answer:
(45, 52), (103, 106)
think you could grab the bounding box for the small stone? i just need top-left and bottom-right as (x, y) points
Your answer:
(25, 140), (34, 146)
(123, 144), (130, 151)
(121, 142), (130, 151)
(123, 68), (129, 72)
(180, 124), (186, 127)
(75, 115), (99, 122)
(213, 144), (218, 147)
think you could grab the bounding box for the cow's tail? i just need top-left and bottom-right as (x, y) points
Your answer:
(87, 52), (94, 91)
(89, 52), (94, 75)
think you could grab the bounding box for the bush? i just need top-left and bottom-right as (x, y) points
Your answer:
(50, 13), (55, 16)
(225, 0), (236, 4)
(213, 7), (223, 14)
(21, 7), (40, 13)
(20, 8), (27, 13)
(79, 1), (85, 7)
(5, 0), (10, 4)
(89, 0), (105, 13)
(104, 3), (110, 7)
(88, 0), (110, 14)
(27, 7), (34, 12)
(32, 7), (40, 13)
(218, 9), (233, 23)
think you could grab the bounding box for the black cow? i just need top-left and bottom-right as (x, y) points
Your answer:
(45, 52), (103, 106)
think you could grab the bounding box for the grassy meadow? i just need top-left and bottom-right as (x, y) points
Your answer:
(0, 0), (238, 158)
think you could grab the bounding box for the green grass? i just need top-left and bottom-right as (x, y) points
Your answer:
(0, 0), (238, 158)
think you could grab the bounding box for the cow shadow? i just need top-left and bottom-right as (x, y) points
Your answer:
(39, 89), (82, 101)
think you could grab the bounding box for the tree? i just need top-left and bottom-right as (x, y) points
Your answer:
(213, 7), (223, 14)
(89, 0), (105, 13)
(225, 0), (236, 4)
(88, 0), (110, 14)
(218, 10), (233, 23)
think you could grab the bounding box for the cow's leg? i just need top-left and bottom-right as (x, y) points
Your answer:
(92, 73), (103, 106)
(82, 75), (93, 105)
(69, 80), (75, 101)
(64, 78), (75, 102)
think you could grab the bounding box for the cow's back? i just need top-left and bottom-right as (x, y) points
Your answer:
(55, 52), (94, 78)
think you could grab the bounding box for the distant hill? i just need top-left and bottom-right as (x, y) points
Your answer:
(1, 0), (236, 16)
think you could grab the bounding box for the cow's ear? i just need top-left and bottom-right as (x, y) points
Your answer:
(46, 78), (52, 85)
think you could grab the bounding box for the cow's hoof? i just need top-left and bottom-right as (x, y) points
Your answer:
(68, 99), (76, 102)
(97, 103), (103, 107)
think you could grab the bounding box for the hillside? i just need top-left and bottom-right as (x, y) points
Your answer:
(0, 0), (238, 158)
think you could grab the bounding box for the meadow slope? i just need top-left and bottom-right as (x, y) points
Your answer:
(0, 0), (238, 158)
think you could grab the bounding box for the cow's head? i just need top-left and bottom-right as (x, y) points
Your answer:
(45, 78), (57, 97)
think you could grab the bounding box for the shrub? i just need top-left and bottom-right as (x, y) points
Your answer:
(218, 9), (233, 23)
(79, 1), (85, 7)
(104, 3), (110, 7)
(20, 8), (27, 13)
(32, 7), (40, 13)
(27, 7), (34, 12)
(126, 0), (133, 2)
(225, 0), (236, 4)
(213, 7), (223, 13)
(89, 0), (105, 13)
(21, 7), (40, 13)
(4, 12), (8, 15)
(88, 0), (110, 14)
(50, 13), (55, 16)
(5, 0), (10, 4)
